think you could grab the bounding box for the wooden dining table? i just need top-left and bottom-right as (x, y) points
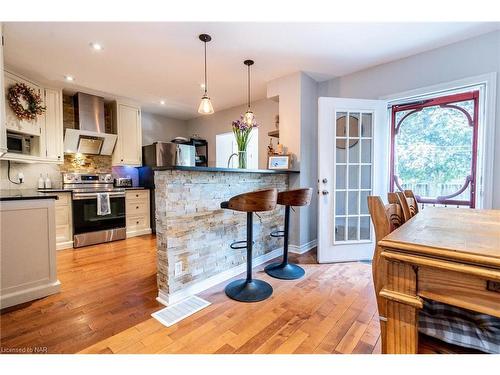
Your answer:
(377, 207), (500, 354)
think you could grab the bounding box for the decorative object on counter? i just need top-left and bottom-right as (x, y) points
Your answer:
(267, 138), (275, 156)
(268, 155), (291, 170)
(242, 59), (255, 126)
(44, 173), (52, 189)
(197, 34), (214, 115)
(38, 174), (45, 189)
(232, 115), (258, 169)
(7, 83), (46, 121)
(276, 142), (284, 155)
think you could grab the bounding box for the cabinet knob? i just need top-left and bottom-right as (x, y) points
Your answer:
(136, 221), (139, 224)
(136, 194), (139, 197)
(136, 206), (139, 209)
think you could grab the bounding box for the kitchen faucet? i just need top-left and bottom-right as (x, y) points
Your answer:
(227, 153), (238, 168)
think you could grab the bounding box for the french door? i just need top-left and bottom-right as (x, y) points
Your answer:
(318, 97), (388, 263)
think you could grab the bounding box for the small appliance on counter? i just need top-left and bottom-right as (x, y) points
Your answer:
(142, 142), (196, 168)
(114, 177), (133, 188)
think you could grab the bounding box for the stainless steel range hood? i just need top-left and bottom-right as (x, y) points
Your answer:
(63, 92), (117, 155)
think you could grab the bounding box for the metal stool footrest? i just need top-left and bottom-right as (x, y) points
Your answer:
(229, 240), (255, 250)
(270, 230), (285, 238)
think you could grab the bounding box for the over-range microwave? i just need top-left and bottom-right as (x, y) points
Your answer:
(6, 132), (32, 154)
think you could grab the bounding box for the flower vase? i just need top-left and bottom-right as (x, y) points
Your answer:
(238, 150), (247, 169)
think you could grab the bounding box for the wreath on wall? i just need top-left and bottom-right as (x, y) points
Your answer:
(7, 83), (46, 121)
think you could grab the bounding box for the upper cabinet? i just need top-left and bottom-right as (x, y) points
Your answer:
(1, 69), (64, 164)
(112, 102), (142, 167)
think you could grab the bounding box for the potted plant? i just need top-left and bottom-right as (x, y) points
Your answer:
(232, 115), (258, 169)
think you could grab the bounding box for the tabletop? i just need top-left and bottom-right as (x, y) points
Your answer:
(379, 208), (500, 268)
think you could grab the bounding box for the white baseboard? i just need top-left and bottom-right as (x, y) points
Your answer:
(56, 241), (74, 251)
(156, 247), (282, 306)
(0, 280), (61, 309)
(289, 239), (317, 255)
(126, 228), (152, 238)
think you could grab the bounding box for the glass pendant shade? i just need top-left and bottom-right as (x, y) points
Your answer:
(243, 110), (254, 126)
(198, 94), (214, 115)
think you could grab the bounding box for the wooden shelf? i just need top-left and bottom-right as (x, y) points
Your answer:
(268, 130), (279, 138)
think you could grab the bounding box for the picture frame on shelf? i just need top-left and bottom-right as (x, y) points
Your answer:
(268, 155), (291, 170)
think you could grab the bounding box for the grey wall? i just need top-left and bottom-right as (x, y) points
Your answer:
(318, 30), (500, 208)
(141, 112), (189, 146)
(186, 98), (279, 169)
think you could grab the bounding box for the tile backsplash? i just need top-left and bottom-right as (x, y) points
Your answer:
(60, 154), (112, 173)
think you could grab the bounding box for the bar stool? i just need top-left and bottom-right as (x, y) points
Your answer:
(220, 188), (278, 302)
(264, 188), (312, 280)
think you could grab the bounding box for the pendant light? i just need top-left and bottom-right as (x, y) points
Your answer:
(243, 59), (255, 126)
(198, 34), (214, 115)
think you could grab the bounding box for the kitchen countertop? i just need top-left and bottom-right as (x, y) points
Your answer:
(153, 165), (299, 174)
(37, 187), (147, 193)
(0, 189), (59, 201)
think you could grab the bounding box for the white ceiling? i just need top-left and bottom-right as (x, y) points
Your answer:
(4, 22), (499, 120)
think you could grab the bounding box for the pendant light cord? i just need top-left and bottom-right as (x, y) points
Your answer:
(247, 64), (251, 109)
(204, 41), (208, 94)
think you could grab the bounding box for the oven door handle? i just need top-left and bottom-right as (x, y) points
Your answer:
(73, 192), (125, 200)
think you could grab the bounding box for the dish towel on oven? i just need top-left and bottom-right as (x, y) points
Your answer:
(97, 193), (111, 216)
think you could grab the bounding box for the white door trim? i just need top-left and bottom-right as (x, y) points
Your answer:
(381, 72), (497, 209)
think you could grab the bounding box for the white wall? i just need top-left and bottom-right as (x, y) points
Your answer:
(319, 30), (500, 207)
(267, 72), (318, 249)
(186, 98), (279, 169)
(141, 112), (189, 146)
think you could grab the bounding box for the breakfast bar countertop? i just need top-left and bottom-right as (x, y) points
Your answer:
(0, 189), (59, 201)
(153, 165), (299, 174)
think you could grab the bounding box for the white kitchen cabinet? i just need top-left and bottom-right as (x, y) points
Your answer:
(0, 23), (7, 156)
(43, 88), (64, 163)
(4, 71), (44, 137)
(112, 102), (142, 167)
(1, 70), (64, 164)
(125, 189), (151, 237)
(0, 198), (61, 308)
(54, 192), (73, 250)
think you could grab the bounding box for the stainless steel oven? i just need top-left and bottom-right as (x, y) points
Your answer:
(64, 173), (127, 248)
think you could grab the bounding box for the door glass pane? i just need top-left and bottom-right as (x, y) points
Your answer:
(347, 217), (358, 240)
(336, 165), (346, 189)
(335, 217), (346, 241)
(336, 139), (347, 163)
(348, 113), (360, 138)
(361, 139), (371, 163)
(336, 112), (348, 137)
(348, 165), (359, 189)
(349, 141), (360, 163)
(348, 191), (359, 215)
(361, 165), (371, 189)
(360, 191), (370, 214)
(360, 216), (370, 240)
(335, 191), (346, 215)
(361, 113), (372, 137)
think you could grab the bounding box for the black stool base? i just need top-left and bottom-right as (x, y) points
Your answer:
(225, 279), (273, 302)
(264, 262), (305, 280)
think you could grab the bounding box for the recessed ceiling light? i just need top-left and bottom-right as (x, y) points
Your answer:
(160, 100), (166, 105)
(64, 75), (75, 82)
(89, 42), (103, 51)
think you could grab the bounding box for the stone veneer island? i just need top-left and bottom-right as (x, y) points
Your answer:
(153, 166), (298, 304)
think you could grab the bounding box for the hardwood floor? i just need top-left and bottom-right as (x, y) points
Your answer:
(0, 235), (160, 354)
(1, 235), (380, 354)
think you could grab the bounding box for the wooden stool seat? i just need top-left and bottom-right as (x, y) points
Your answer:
(265, 188), (312, 280)
(220, 188), (277, 302)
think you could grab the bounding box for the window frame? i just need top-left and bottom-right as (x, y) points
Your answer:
(389, 90), (479, 208)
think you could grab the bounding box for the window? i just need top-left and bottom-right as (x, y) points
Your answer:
(390, 91), (479, 208)
(215, 130), (258, 169)
(334, 111), (373, 243)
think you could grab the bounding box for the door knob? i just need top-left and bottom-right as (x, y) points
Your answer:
(322, 190), (329, 195)
(322, 178), (328, 183)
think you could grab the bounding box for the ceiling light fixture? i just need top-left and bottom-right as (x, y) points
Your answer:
(243, 59), (255, 126)
(64, 75), (75, 82)
(197, 34), (214, 115)
(90, 42), (103, 51)
(160, 100), (166, 105)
